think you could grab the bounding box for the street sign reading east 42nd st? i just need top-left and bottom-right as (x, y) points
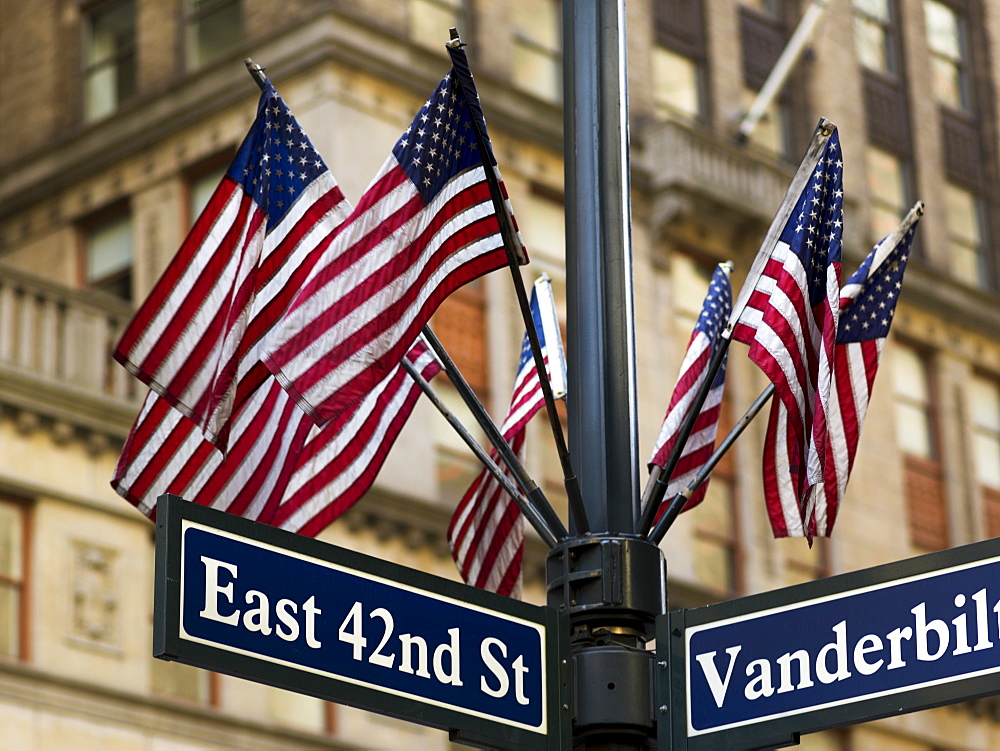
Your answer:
(659, 537), (1000, 750)
(153, 495), (569, 751)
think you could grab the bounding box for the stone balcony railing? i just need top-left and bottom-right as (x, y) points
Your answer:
(634, 119), (867, 257)
(0, 264), (141, 442)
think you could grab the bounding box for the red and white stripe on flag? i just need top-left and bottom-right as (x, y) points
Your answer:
(731, 129), (844, 541)
(112, 341), (440, 535)
(113, 82), (350, 449)
(262, 44), (521, 428)
(765, 213), (920, 538)
(648, 263), (732, 516)
(447, 279), (560, 598)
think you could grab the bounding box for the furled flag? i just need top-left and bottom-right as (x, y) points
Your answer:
(113, 339), (441, 535)
(731, 127), (844, 542)
(763, 206), (922, 538)
(648, 262), (733, 517)
(447, 277), (565, 599)
(262, 42), (523, 427)
(113, 81), (350, 448)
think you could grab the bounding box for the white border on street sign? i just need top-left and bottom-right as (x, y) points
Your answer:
(179, 519), (549, 734)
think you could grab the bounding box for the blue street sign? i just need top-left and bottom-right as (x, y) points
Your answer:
(659, 538), (1000, 750)
(154, 495), (569, 751)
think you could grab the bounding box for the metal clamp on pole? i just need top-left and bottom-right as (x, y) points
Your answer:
(546, 534), (666, 744)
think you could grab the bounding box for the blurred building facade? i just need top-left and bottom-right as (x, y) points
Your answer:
(1, 0), (1000, 748)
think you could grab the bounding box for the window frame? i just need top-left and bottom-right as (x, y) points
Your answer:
(0, 495), (31, 663)
(738, 1), (809, 160)
(82, 0), (138, 122)
(970, 372), (1000, 491)
(923, 0), (972, 113)
(511, 0), (562, 102)
(892, 342), (950, 550)
(852, 0), (899, 75)
(653, 0), (710, 123)
(184, 0), (243, 69)
(78, 201), (134, 301)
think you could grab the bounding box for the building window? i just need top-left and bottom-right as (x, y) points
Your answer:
(431, 280), (488, 400)
(854, 1), (914, 248)
(653, 0), (708, 122)
(83, 0), (137, 122)
(410, 0), (464, 51)
(866, 146), (909, 240)
(739, 2), (803, 159)
(970, 374), (1000, 489)
(512, 0), (561, 102)
(924, 0), (969, 111)
(0, 498), (28, 661)
(83, 210), (133, 300)
(853, 0), (896, 73)
(974, 373), (1000, 537)
(186, 0), (242, 68)
(944, 183), (986, 288)
(653, 48), (702, 121)
(892, 345), (948, 550)
(430, 279), (491, 495)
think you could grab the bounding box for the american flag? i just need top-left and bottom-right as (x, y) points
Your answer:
(447, 278), (564, 598)
(732, 128), (844, 541)
(263, 44), (522, 427)
(113, 340), (441, 535)
(114, 82), (349, 449)
(764, 209), (921, 537)
(112, 80), (441, 534)
(648, 262), (732, 516)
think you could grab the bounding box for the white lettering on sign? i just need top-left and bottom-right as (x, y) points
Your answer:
(480, 637), (532, 705)
(195, 557), (540, 706)
(197, 555), (322, 648)
(692, 587), (1000, 710)
(180, 523), (548, 735)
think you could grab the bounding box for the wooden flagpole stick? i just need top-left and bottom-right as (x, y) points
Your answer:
(400, 355), (561, 548)
(635, 118), (836, 539)
(421, 326), (569, 541)
(446, 29), (589, 534)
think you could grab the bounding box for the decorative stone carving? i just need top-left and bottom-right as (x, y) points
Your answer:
(70, 541), (120, 649)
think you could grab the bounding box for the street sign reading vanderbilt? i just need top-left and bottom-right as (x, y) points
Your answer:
(660, 537), (1000, 750)
(153, 495), (568, 751)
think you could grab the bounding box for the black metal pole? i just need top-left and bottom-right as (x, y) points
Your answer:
(550, 3), (667, 749)
(564, 0), (640, 534)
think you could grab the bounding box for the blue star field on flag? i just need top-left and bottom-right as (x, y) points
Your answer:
(229, 83), (329, 230)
